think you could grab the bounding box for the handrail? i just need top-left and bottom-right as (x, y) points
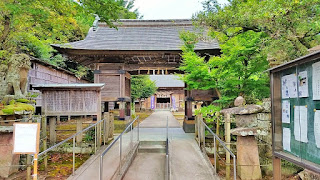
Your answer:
(198, 117), (237, 180)
(99, 116), (140, 180)
(101, 116), (139, 157)
(34, 117), (107, 179)
(202, 122), (236, 158)
(165, 116), (170, 180)
(38, 118), (105, 157)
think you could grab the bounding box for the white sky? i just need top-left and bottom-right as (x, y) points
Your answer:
(133, 0), (229, 19)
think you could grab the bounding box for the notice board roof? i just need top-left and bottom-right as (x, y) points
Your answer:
(33, 83), (105, 90)
(268, 50), (320, 73)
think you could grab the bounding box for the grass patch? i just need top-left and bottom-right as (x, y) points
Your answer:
(38, 153), (91, 179)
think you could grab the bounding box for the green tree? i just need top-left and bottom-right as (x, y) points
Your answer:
(196, 0), (320, 66)
(180, 30), (270, 106)
(0, 0), (141, 79)
(131, 75), (157, 110)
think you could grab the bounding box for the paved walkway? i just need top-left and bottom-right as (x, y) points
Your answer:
(139, 110), (180, 128)
(68, 110), (218, 180)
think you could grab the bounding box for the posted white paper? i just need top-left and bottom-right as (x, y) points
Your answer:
(13, 124), (38, 153)
(282, 74), (298, 99)
(313, 61), (320, 100)
(298, 71), (308, 97)
(294, 106), (308, 143)
(282, 100), (290, 123)
(283, 128), (291, 152)
(314, 110), (320, 148)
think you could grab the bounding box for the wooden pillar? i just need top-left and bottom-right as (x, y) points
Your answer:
(76, 116), (83, 145)
(195, 115), (198, 138)
(126, 102), (131, 117)
(97, 119), (101, 148)
(185, 89), (193, 119)
(57, 116), (60, 124)
(273, 157), (281, 180)
(109, 113), (114, 138)
(49, 117), (56, 145)
(185, 100), (193, 119)
(199, 114), (205, 144)
(104, 112), (110, 144)
(225, 113), (231, 180)
(119, 102), (125, 120)
(41, 116), (48, 171)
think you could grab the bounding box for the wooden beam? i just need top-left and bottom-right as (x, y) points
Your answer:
(273, 157), (281, 180)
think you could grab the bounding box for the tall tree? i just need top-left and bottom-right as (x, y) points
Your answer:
(196, 0), (320, 66)
(180, 30), (269, 106)
(0, 0), (141, 79)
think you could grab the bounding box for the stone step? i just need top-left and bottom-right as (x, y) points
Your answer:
(138, 145), (166, 153)
(139, 141), (166, 146)
(138, 141), (167, 153)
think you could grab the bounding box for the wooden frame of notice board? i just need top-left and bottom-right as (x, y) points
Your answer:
(13, 123), (40, 154)
(269, 50), (320, 178)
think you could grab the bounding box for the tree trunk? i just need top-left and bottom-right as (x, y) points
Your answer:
(0, 15), (10, 49)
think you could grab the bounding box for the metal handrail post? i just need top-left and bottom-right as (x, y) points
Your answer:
(233, 156), (237, 180)
(214, 136), (217, 174)
(166, 116), (168, 141)
(198, 114), (236, 179)
(198, 117), (200, 147)
(119, 135), (122, 175)
(95, 125), (97, 153)
(202, 121), (205, 151)
(103, 118), (106, 145)
(130, 124), (133, 149)
(72, 137), (75, 175)
(138, 117), (140, 141)
(99, 155), (103, 180)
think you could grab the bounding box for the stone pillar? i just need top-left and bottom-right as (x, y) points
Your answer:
(119, 101), (125, 120)
(76, 116), (83, 145)
(231, 128), (262, 180)
(49, 117), (56, 145)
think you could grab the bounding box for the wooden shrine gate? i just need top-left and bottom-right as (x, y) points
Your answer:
(52, 19), (220, 132)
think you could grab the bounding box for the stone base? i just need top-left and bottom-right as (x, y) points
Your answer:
(237, 136), (262, 180)
(0, 132), (20, 178)
(183, 120), (195, 133)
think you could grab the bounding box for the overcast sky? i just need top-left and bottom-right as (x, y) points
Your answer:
(133, 0), (229, 19)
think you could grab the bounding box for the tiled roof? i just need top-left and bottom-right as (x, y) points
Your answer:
(149, 75), (184, 88)
(52, 19), (219, 51)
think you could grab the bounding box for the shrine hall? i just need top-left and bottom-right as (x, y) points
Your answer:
(52, 19), (220, 132)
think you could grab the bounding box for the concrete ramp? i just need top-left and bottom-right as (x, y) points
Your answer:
(123, 153), (166, 180)
(68, 111), (218, 180)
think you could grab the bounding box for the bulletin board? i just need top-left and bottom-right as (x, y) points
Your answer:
(270, 52), (320, 172)
(13, 123), (40, 154)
